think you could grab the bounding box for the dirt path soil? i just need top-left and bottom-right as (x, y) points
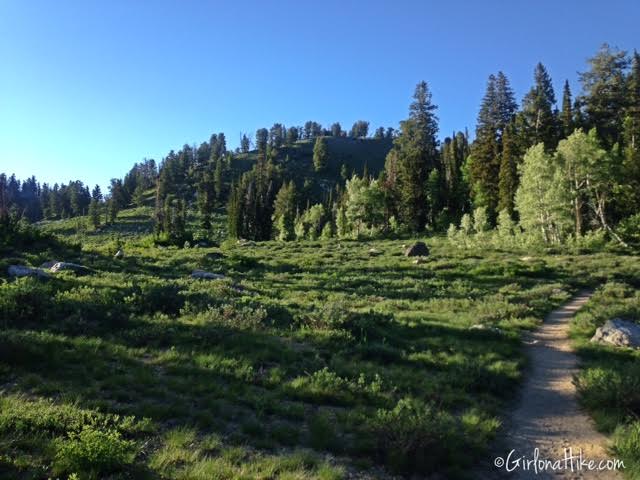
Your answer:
(490, 291), (624, 479)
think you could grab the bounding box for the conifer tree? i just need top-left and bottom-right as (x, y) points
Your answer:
(578, 43), (630, 149)
(272, 181), (297, 241)
(521, 63), (558, 150)
(391, 81), (439, 231)
(497, 123), (519, 216)
(313, 137), (329, 172)
(560, 80), (574, 138)
(88, 199), (101, 228)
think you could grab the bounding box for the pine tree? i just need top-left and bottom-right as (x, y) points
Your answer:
(391, 81), (439, 232)
(313, 137), (329, 172)
(497, 123), (519, 216)
(578, 43), (630, 149)
(88, 199), (101, 228)
(521, 63), (558, 150)
(272, 181), (297, 241)
(560, 80), (574, 138)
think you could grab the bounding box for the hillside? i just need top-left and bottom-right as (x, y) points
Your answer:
(231, 136), (393, 181)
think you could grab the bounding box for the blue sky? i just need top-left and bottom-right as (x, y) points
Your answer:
(1, 0), (639, 191)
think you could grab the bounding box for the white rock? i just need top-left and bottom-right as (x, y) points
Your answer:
(50, 262), (91, 275)
(469, 324), (502, 334)
(114, 249), (124, 259)
(591, 318), (640, 349)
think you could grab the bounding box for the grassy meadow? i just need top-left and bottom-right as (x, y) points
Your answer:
(1, 207), (640, 479)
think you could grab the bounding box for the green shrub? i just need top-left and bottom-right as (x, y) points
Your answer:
(53, 426), (135, 479)
(576, 365), (640, 419)
(125, 281), (184, 315)
(368, 398), (461, 475)
(0, 277), (54, 326)
(55, 285), (128, 328)
(309, 412), (338, 451)
(613, 421), (640, 476)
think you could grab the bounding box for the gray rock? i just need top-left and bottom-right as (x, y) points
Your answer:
(50, 262), (91, 275)
(404, 241), (430, 257)
(368, 248), (381, 256)
(191, 269), (225, 280)
(40, 260), (60, 269)
(591, 318), (640, 349)
(8, 265), (49, 279)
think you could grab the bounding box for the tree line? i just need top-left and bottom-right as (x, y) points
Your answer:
(2, 43), (639, 246)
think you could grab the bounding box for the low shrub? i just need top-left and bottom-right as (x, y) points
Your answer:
(53, 425), (135, 479)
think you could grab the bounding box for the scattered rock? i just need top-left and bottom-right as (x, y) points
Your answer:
(469, 324), (502, 334)
(206, 252), (224, 260)
(183, 241), (191, 249)
(8, 265), (50, 279)
(404, 241), (429, 257)
(191, 270), (226, 280)
(413, 258), (425, 265)
(368, 248), (381, 256)
(50, 262), (91, 275)
(591, 318), (640, 349)
(237, 239), (256, 247)
(40, 260), (60, 269)
(520, 256), (534, 262)
(114, 249), (124, 259)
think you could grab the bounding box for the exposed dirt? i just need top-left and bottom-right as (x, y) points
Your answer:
(486, 292), (624, 479)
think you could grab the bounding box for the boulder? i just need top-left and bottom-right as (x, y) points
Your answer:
(191, 270), (226, 280)
(114, 249), (124, 259)
(8, 265), (49, 279)
(591, 318), (640, 349)
(40, 260), (60, 269)
(404, 241), (429, 257)
(50, 262), (91, 275)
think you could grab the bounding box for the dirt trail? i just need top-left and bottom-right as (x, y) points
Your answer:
(493, 291), (623, 479)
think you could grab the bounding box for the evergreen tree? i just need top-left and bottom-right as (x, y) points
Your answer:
(88, 199), (101, 228)
(579, 43), (630, 149)
(497, 123), (519, 216)
(240, 134), (251, 153)
(286, 126), (299, 144)
(330, 122), (343, 137)
(521, 63), (558, 150)
(350, 121), (369, 138)
(560, 80), (574, 138)
(272, 181), (297, 241)
(392, 81), (439, 231)
(255, 128), (269, 153)
(313, 137), (329, 172)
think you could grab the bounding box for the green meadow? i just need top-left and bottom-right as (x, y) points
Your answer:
(1, 208), (639, 479)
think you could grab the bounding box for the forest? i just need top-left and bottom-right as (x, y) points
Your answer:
(2, 43), (639, 249)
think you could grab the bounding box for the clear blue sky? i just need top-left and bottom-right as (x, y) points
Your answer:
(1, 0), (639, 191)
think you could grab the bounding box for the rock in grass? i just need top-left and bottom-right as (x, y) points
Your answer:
(8, 265), (50, 279)
(114, 249), (124, 259)
(191, 270), (225, 280)
(50, 262), (91, 275)
(413, 258), (425, 265)
(368, 248), (381, 256)
(40, 260), (60, 269)
(404, 241), (429, 257)
(591, 318), (640, 349)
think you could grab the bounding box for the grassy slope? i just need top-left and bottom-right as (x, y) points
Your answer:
(1, 208), (640, 479)
(232, 137), (392, 179)
(571, 283), (640, 478)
